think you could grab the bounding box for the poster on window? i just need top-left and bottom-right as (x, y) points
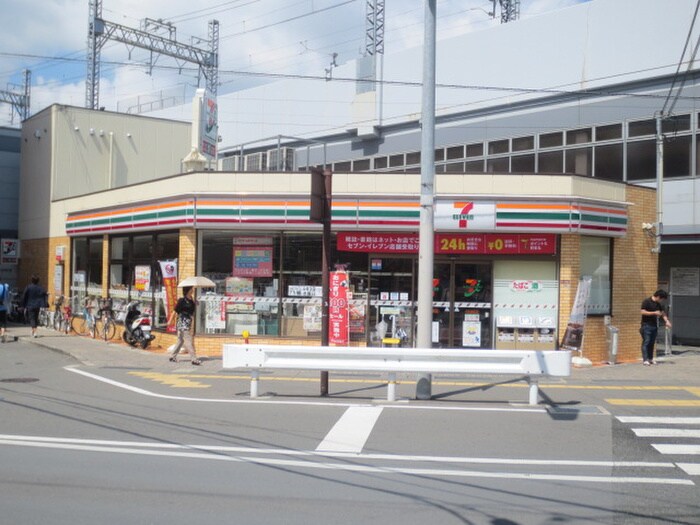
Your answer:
(1, 239), (19, 264)
(462, 321), (482, 347)
(205, 299), (226, 330)
(232, 237), (273, 277)
(134, 265), (151, 291)
(329, 270), (349, 345)
(560, 276), (592, 352)
(225, 276), (254, 312)
(303, 304), (322, 332)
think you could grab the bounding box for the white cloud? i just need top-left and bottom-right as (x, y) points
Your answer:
(0, 0), (591, 127)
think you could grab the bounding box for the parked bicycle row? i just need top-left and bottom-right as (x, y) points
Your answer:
(12, 294), (155, 348)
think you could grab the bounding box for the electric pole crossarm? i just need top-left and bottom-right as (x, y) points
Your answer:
(100, 20), (215, 67)
(0, 70), (31, 121)
(85, 0), (218, 109)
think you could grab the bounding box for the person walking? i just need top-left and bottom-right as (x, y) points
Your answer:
(640, 289), (672, 366)
(167, 285), (201, 365)
(0, 282), (9, 342)
(22, 274), (48, 338)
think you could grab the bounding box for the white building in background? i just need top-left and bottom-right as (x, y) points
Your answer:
(156, 0), (700, 343)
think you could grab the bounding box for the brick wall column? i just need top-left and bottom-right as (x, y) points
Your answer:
(558, 234), (580, 337)
(179, 228), (197, 280)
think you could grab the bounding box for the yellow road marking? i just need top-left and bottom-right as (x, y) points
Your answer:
(128, 372), (210, 389)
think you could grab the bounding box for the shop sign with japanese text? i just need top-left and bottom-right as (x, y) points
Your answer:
(337, 233), (419, 253)
(329, 271), (349, 345)
(435, 233), (556, 255)
(232, 236), (273, 277)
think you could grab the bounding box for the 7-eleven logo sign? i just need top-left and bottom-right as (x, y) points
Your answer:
(452, 202), (474, 229)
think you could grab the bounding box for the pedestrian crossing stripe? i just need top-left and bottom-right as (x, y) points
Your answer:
(605, 399), (700, 407)
(653, 445), (700, 455)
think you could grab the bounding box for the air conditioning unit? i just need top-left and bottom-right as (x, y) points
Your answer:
(219, 155), (241, 171)
(244, 152), (267, 172)
(266, 147), (295, 172)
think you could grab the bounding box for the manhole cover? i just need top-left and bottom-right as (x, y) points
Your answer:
(0, 378), (39, 383)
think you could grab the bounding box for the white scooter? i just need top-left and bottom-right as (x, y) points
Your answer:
(122, 300), (155, 349)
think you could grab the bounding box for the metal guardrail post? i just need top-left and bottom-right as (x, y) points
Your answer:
(250, 369), (259, 398)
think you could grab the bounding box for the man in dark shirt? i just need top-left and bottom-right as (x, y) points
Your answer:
(640, 289), (671, 366)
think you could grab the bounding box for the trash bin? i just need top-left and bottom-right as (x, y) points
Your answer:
(606, 325), (619, 364)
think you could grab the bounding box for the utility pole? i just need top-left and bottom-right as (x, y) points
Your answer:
(491, 0), (520, 23)
(85, 0), (218, 110)
(0, 70), (31, 123)
(416, 0), (437, 400)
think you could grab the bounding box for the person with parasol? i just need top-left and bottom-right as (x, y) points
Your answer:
(167, 276), (215, 365)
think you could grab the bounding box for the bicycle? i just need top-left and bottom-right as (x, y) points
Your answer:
(94, 297), (116, 341)
(71, 297), (96, 338)
(38, 306), (52, 328)
(56, 299), (73, 334)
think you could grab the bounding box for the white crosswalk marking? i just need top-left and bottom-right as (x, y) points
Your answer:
(677, 464), (700, 476)
(632, 428), (700, 438)
(617, 417), (700, 425)
(617, 415), (700, 477)
(316, 406), (383, 453)
(653, 444), (700, 455)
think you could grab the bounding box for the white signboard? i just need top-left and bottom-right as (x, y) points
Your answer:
(671, 267), (699, 296)
(434, 201), (496, 231)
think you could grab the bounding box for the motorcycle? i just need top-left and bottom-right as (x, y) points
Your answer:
(122, 300), (155, 349)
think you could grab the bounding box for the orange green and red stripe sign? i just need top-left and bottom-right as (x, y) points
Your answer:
(65, 197), (627, 236)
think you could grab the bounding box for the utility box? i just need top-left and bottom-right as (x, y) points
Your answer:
(606, 324), (619, 364)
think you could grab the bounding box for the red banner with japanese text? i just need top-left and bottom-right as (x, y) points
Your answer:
(159, 259), (178, 333)
(329, 271), (349, 345)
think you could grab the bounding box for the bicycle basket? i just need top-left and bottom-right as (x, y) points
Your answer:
(99, 297), (113, 310)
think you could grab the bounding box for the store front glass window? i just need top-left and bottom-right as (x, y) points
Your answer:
(580, 236), (611, 315)
(368, 257), (415, 347)
(199, 232), (280, 337)
(107, 231), (178, 326)
(71, 236), (103, 310)
(199, 231), (378, 342)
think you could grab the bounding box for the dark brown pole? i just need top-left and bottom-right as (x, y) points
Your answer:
(320, 169), (332, 396)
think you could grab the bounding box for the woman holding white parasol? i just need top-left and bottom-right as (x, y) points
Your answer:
(167, 276), (215, 365)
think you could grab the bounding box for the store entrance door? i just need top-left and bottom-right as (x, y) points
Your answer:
(432, 261), (492, 348)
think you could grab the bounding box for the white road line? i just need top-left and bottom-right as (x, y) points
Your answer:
(632, 428), (700, 438)
(63, 366), (548, 413)
(677, 463), (700, 476)
(0, 438), (692, 485)
(617, 417), (700, 425)
(653, 444), (700, 455)
(316, 406), (383, 453)
(0, 434), (675, 468)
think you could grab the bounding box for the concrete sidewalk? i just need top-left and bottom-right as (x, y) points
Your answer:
(4, 322), (700, 386)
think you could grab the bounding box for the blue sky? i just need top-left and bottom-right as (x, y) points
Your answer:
(0, 0), (591, 127)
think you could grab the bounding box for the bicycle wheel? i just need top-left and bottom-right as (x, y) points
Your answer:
(96, 318), (116, 341)
(53, 311), (62, 331)
(71, 315), (88, 336)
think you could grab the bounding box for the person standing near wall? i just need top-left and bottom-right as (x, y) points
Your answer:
(640, 289), (672, 366)
(22, 274), (47, 338)
(166, 286), (201, 365)
(0, 282), (9, 342)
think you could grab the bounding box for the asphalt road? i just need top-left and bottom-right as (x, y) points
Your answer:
(1, 335), (699, 524)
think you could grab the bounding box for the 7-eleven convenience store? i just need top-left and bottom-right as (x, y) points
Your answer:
(26, 168), (658, 364)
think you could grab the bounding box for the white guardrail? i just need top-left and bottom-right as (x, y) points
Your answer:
(222, 345), (572, 405)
